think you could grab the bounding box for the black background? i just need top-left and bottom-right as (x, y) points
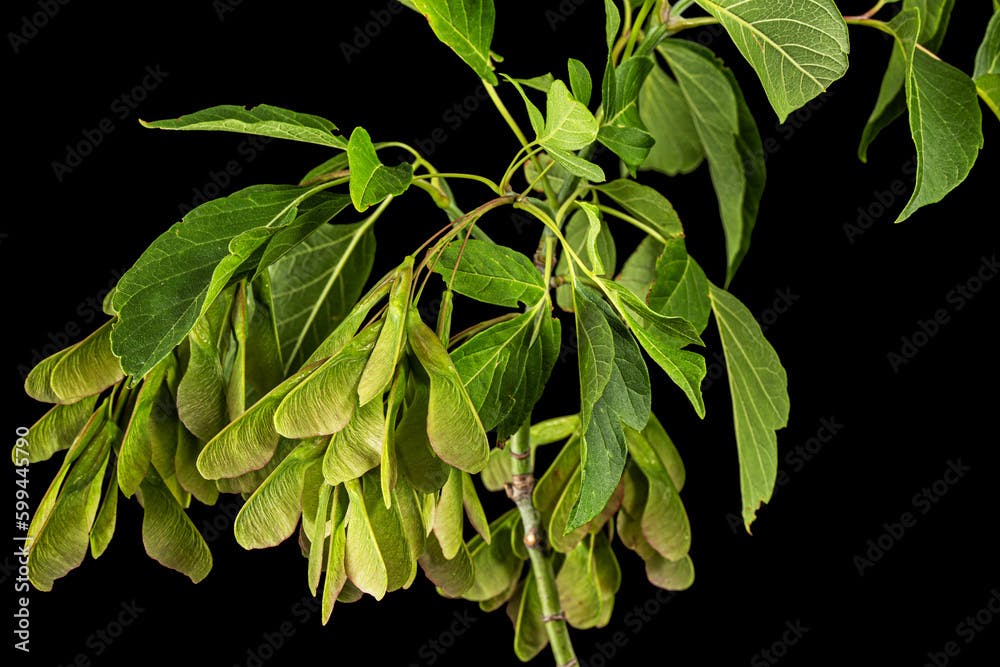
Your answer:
(4, 1), (999, 666)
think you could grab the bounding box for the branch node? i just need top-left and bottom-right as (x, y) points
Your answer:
(509, 449), (530, 460)
(542, 611), (567, 623)
(505, 473), (535, 502)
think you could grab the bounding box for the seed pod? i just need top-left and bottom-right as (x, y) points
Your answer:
(418, 531), (474, 598)
(28, 419), (114, 591)
(626, 427), (691, 561)
(176, 294), (231, 441)
(174, 424), (219, 506)
(406, 310), (489, 473)
(89, 460), (119, 559)
(321, 486), (349, 624)
(274, 322), (382, 439)
(357, 257), (412, 406)
(322, 397), (384, 486)
(198, 364), (316, 480)
(18, 395), (98, 465)
(462, 510), (525, 602)
(25, 320), (125, 404)
(394, 377), (450, 493)
(434, 467), (465, 560)
(138, 471), (213, 584)
(506, 575), (548, 662)
(118, 357), (174, 496)
(233, 438), (326, 549)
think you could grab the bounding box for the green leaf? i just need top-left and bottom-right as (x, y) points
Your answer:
(568, 58), (593, 106)
(597, 125), (655, 174)
(27, 425), (111, 591)
(197, 366), (314, 480)
(141, 103), (347, 148)
(347, 127), (413, 212)
(300, 153), (349, 186)
(975, 10), (1000, 80)
(138, 472), (213, 583)
(556, 208), (616, 310)
(595, 179), (683, 240)
(859, 0), (957, 161)
(507, 576), (548, 661)
(977, 74), (1000, 121)
(411, 0), (498, 84)
(600, 56), (655, 173)
(546, 147), (606, 182)
(648, 238), (711, 334)
(452, 309), (561, 438)
(19, 396), (97, 464)
(358, 259), (412, 405)
(273, 323), (381, 439)
(658, 40), (764, 284)
(233, 438), (325, 549)
(268, 221), (377, 372)
(600, 279), (706, 418)
(890, 10), (984, 222)
(693, 0), (850, 122)
(640, 64), (704, 175)
(539, 79), (600, 152)
(615, 237), (661, 299)
(501, 74), (544, 135)
(112, 185), (340, 379)
(601, 0), (622, 115)
(709, 284), (789, 531)
(568, 286), (650, 529)
(407, 312), (490, 473)
(26, 321), (124, 404)
(433, 239), (546, 307)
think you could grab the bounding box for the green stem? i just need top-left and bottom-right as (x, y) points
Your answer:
(843, 17), (896, 38)
(484, 80), (560, 207)
(413, 171), (501, 194)
(508, 420), (577, 667)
